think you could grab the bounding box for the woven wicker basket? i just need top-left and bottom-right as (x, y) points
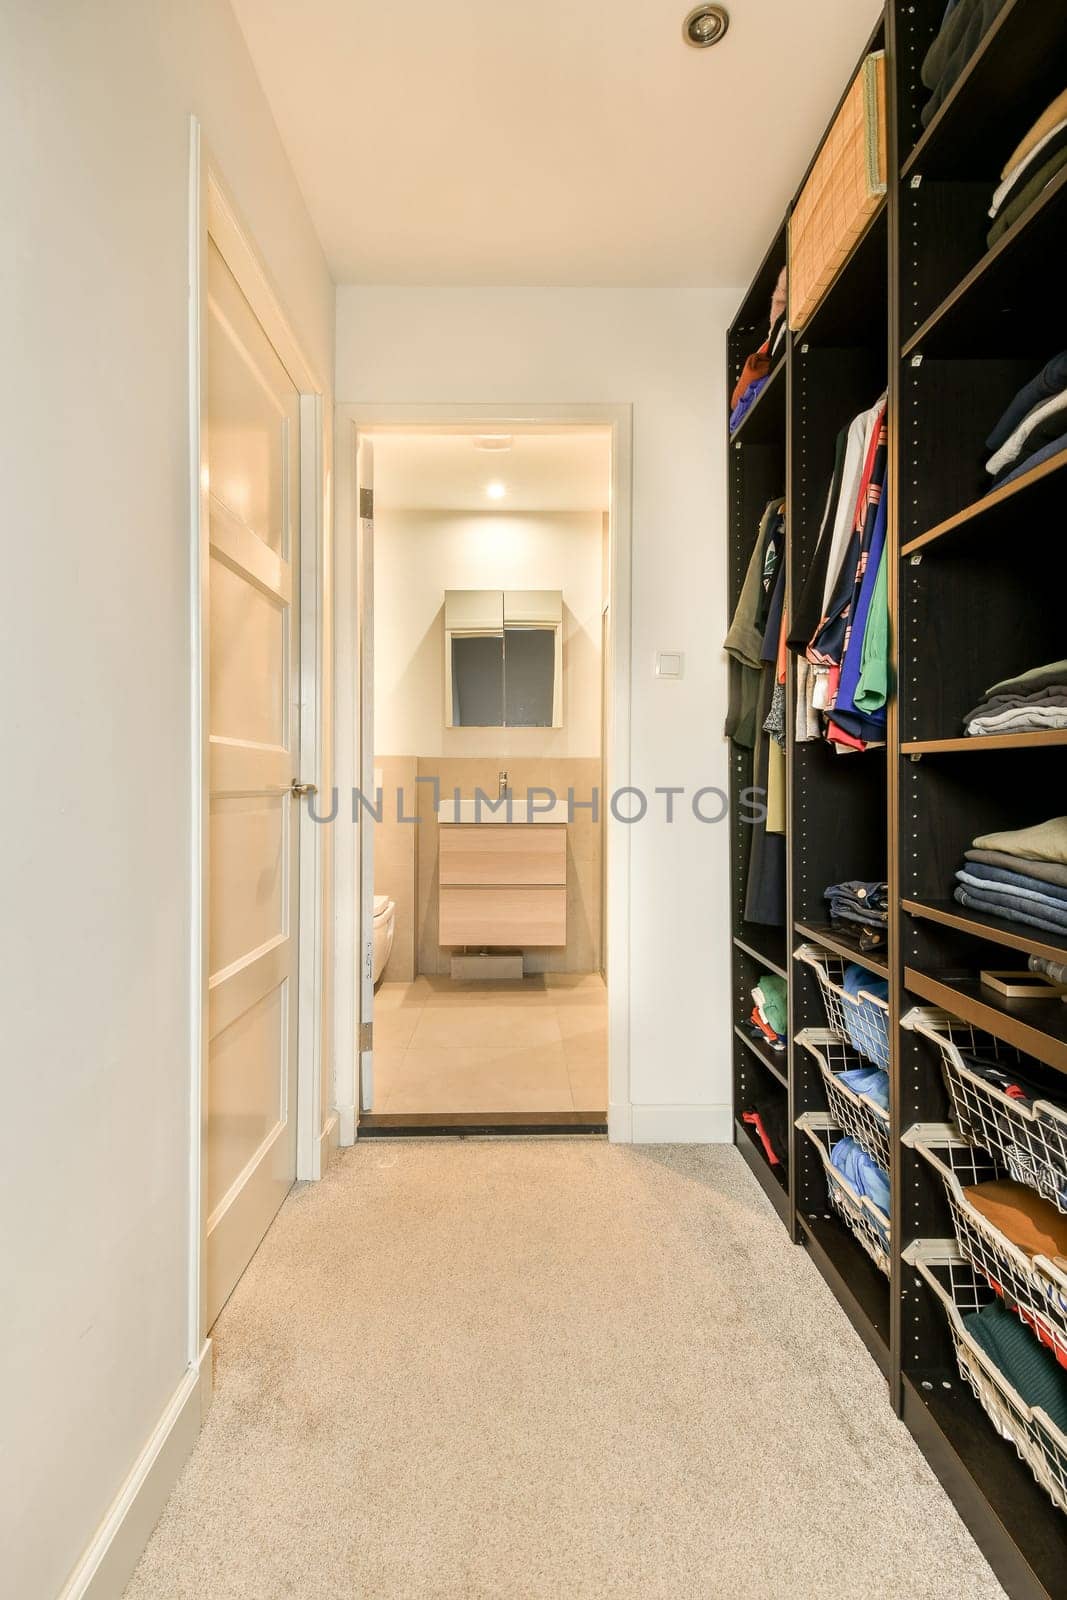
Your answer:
(789, 51), (887, 332)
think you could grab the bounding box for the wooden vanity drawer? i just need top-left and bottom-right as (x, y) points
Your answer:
(439, 886), (567, 947)
(438, 824), (566, 887)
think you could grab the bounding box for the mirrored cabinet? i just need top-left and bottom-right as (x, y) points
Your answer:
(444, 589), (563, 728)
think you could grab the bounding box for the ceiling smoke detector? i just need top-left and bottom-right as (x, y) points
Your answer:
(473, 434), (513, 452)
(683, 4), (729, 47)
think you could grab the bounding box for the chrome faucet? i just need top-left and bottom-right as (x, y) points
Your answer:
(499, 769), (509, 799)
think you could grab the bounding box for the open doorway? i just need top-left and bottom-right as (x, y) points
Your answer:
(358, 424), (613, 1130)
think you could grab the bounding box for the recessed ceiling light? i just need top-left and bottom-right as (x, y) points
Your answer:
(683, 4), (729, 48)
(486, 481), (507, 501)
(474, 435), (513, 452)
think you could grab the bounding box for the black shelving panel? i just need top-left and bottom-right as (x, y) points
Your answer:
(726, 4), (1067, 1592)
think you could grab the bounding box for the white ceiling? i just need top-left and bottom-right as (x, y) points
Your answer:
(370, 429), (612, 512)
(231, 0), (884, 288)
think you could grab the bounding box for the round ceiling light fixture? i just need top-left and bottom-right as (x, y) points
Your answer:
(683, 4), (729, 48)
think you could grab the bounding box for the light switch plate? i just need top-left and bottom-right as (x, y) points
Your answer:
(655, 651), (684, 679)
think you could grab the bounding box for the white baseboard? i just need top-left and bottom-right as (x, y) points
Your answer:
(319, 1111), (340, 1170)
(336, 1102), (356, 1146)
(630, 1103), (733, 1144)
(59, 1341), (211, 1600)
(607, 1100), (633, 1143)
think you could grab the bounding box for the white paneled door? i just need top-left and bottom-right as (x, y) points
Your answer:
(205, 238), (301, 1327)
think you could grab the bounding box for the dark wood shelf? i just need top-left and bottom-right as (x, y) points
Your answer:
(734, 1024), (788, 1090)
(734, 1117), (791, 1227)
(794, 921), (890, 980)
(903, 165), (1067, 360)
(797, 1208), (891, 1380)
(901, 0), (1067, 182)
(729, 354), (786, 446)
(902, 1377), (1067, 1600)
(728, 222), (787, 339)
(902, 731), (1067, 755)
(797, 200), (888, 350)
(901, 447), (1067, 557)
(903, 897), (1067, 969)
(904, 966), (1067, 1076)
(733, 930), (789, 982)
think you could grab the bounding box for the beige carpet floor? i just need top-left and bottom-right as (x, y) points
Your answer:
(125, 1141), (1005, 1600)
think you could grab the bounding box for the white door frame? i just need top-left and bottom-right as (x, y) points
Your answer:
(188, 119), (331, 1363)
(332, 402), (633, 1142)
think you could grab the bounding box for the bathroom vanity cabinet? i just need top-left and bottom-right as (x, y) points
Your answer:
(438, 823), (567, 947)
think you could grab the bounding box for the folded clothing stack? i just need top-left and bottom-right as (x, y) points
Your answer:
(963, 1298), (1067, 1436)
(829, 1136), (890, 1220)
(955, 816), (1067, 939)
(963, 658), (1067, 737)
(841, 963), (890, 1065)
(962, 1178), (1067, 1365)
(824, 879), (889, 939)
(919, 0), (1007, 131)
(749, 972), (787, 1052)
(729, 267), (787, 436)
(837, 1063), (890, 1112)
(984, 351), (1067, 490)
(988, 87), (1067, 250)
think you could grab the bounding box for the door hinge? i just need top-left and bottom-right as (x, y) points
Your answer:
(360, 1022), (373, 1052)
(359, 487), (374, 519)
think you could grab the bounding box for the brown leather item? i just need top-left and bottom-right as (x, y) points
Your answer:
(962, 1179), (1067, 1261)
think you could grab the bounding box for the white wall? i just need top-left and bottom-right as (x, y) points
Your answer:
(336, 288), (739, 1137)
(376, 509), (603, 757)
(2, 5), (333, 1596)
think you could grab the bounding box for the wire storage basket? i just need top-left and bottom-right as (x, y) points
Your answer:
(795, 943), (890, 1069)
(904, 1244), (1067, 1515)
(797, 1111), (890, 1276)
(904, 1126), (1067, 1369)
(797, 1028), (890, 1168)
(902, 1008), (1067, 1216)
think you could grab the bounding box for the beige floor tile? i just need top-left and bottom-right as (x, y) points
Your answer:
(409, 1004), (562, 1049)
(373, 979), (430, 1012)
(420, 978), (551, 1008)
(373, 1007), (422, 1048)
(384, 1043), (573, 1113)
(555, 1005), (608, 1041)
(566, 1059), (608, 1112)
(543, 972), (606, 992)
(367, 1048), (407, 1111)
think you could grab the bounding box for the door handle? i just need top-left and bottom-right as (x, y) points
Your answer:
(291, 779), (318, 797)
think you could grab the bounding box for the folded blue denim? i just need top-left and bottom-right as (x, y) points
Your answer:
(957, 866), (1067, 911)
(955, 884), (1067, 938)
(955, 877), (1067, 928)
(830, 1136), (890, 1218)
(838, 1066), (890, 1111)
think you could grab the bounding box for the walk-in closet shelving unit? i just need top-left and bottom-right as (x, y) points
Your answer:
(727, 4), (1067, 1594)
(893, 1), (1067, 1594)
(727, 217), (791, 1228)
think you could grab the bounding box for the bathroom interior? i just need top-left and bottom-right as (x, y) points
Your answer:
(366, 425), (610, 1122)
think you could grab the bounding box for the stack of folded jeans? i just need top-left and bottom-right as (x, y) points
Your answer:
(824, 879), (889, 935)
(956, 816), (1067, 939)
(988, 86), (1067, 249)
(984, 351), (1067, 489)
(963, 658), (1067, 736)
(829, 1136), (890, 1222)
